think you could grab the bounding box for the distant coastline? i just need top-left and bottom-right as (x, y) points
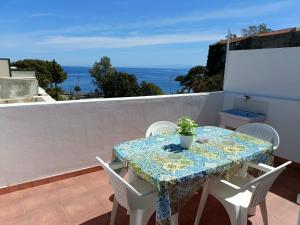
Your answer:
(61, 66), (189, 94)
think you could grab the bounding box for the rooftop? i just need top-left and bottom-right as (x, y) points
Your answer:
(0, 44), (299, 225)
(0, 167), (299, 225)
(214, 27), (298, 45)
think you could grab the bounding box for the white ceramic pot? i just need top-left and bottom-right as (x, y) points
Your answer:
(180, 135), (194, 149)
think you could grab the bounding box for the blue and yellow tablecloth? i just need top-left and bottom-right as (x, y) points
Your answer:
(113, 126), (273, 225)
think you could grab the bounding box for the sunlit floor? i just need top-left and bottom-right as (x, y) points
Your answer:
(0, 167), (299, 225)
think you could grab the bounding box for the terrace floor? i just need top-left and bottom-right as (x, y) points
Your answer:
(0, 167), (299, 225)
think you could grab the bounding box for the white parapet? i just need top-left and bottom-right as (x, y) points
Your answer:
(0, 92), (224, 187)
(0, 77), (38, 99)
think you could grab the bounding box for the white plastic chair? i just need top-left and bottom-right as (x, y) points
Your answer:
(194, 161), (291, 225)
(96, 157), (157, 225)
(236, 123), (280, 150)
(235, 122), (281, 215)
(145, 121), (178, 138)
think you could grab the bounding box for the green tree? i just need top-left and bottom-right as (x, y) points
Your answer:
(90, 56), (163, 98)
(12, 59), (52, 89)
(50, 59), (67, 100)
(192, 73), (224, 92)
(175, 66), (207, 93)
(175, 65), (223, 93)
(11, 59), (67, 100)
(90, 56), (116, 96)
(241, 23), (272, 36)
(90, 56), (139, 97)
(74, 85), (81, 92)
(139, 81), (163, 96)
(101, 71), (140, 97)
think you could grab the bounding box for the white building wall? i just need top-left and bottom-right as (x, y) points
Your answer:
(223, 93), (300, 163)
(0, 59), (10, 78)
(0, 92), (223, 187)
(0, 77), (39, 99)
(11, 70), (36, 78)
(224, 47), (300, 100)
(223, 47), (300, 163)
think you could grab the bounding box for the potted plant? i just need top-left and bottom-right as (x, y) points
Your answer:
(177, 117), (198, 148)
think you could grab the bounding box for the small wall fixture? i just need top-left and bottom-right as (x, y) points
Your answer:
(244, 95), (251, 102)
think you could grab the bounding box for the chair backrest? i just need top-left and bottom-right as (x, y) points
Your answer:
(244, 161), (291, 207)
(96, 157), (142, 209)
(145, 121), (178, 138)
(236, 123), (280, 149)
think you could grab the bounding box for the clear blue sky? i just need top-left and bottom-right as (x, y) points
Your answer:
(1, 0), (299, 67)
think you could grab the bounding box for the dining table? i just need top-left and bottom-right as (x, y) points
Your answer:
(112, 126), (274, 225)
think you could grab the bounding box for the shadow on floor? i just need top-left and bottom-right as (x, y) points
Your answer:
(270, 167), (300, 203)
(81, 191), (255, 225)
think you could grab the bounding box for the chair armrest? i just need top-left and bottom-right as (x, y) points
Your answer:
(126, 184), (156, 198)
(219, 179), (242, 190)
(108, 161), (127, 170)
(139, 189), (156, 197)
(245, 162), (274, 173)
(211, 176), (241, 190)
(127, 178), (157, 198)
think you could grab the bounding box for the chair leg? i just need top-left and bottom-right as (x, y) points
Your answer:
(130, 210), (144, 225)
(141, 208), (155, 225)
(110, 198), (119, 225)
(223, 204), (239, 225)
(259, 199), (268, 225)
(171, 213), (179, 225)
(194, 182), (209, 225)
(237, 207), (248, 225)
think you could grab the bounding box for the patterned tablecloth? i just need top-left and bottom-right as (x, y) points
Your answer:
(113, 126), (273, 225)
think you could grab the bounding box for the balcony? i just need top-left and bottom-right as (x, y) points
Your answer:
(0, 47), (299, 224)
(0, 166), (299, 225)
(0, 92), (299, 225)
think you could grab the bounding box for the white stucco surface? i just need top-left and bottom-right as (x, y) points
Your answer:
(0, 92), (223, 187)
(0, 59), (10, 78)
(224, 92), (300, 163)
(223, 47), (300, 163)
(0, 77), (39, 99)
(224, 47), (300, 100)
(11, 70), (36, 78)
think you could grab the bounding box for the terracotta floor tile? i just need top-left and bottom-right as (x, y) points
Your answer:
(0, 201), (25, 221)
(1, 215), (27, 225)
(56, 184), (88, 202)
(0, 191), (22, 206)
(71, 212), (111, 225)
(22, 183), (56, 198)
(22, 190), (60, 213)
(54, 176), (86, 190)
(83, 171), (107, 184)
(25, 204), (68, 225)
(61, 193), (103, 223)
(0, 167), (298, 225)
(89, 184), (114, 211)
(84, 178), (110, 191)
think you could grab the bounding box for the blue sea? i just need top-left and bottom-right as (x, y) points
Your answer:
(61, 66), (189, 94)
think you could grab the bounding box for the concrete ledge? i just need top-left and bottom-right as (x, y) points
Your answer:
(0, 77), (38, 99)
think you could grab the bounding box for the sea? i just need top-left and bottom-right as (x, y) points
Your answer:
(60, 66), (189, 94)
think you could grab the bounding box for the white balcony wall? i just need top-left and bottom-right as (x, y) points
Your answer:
(0, 92), (223, 187)
(223, 46), (300, 163)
